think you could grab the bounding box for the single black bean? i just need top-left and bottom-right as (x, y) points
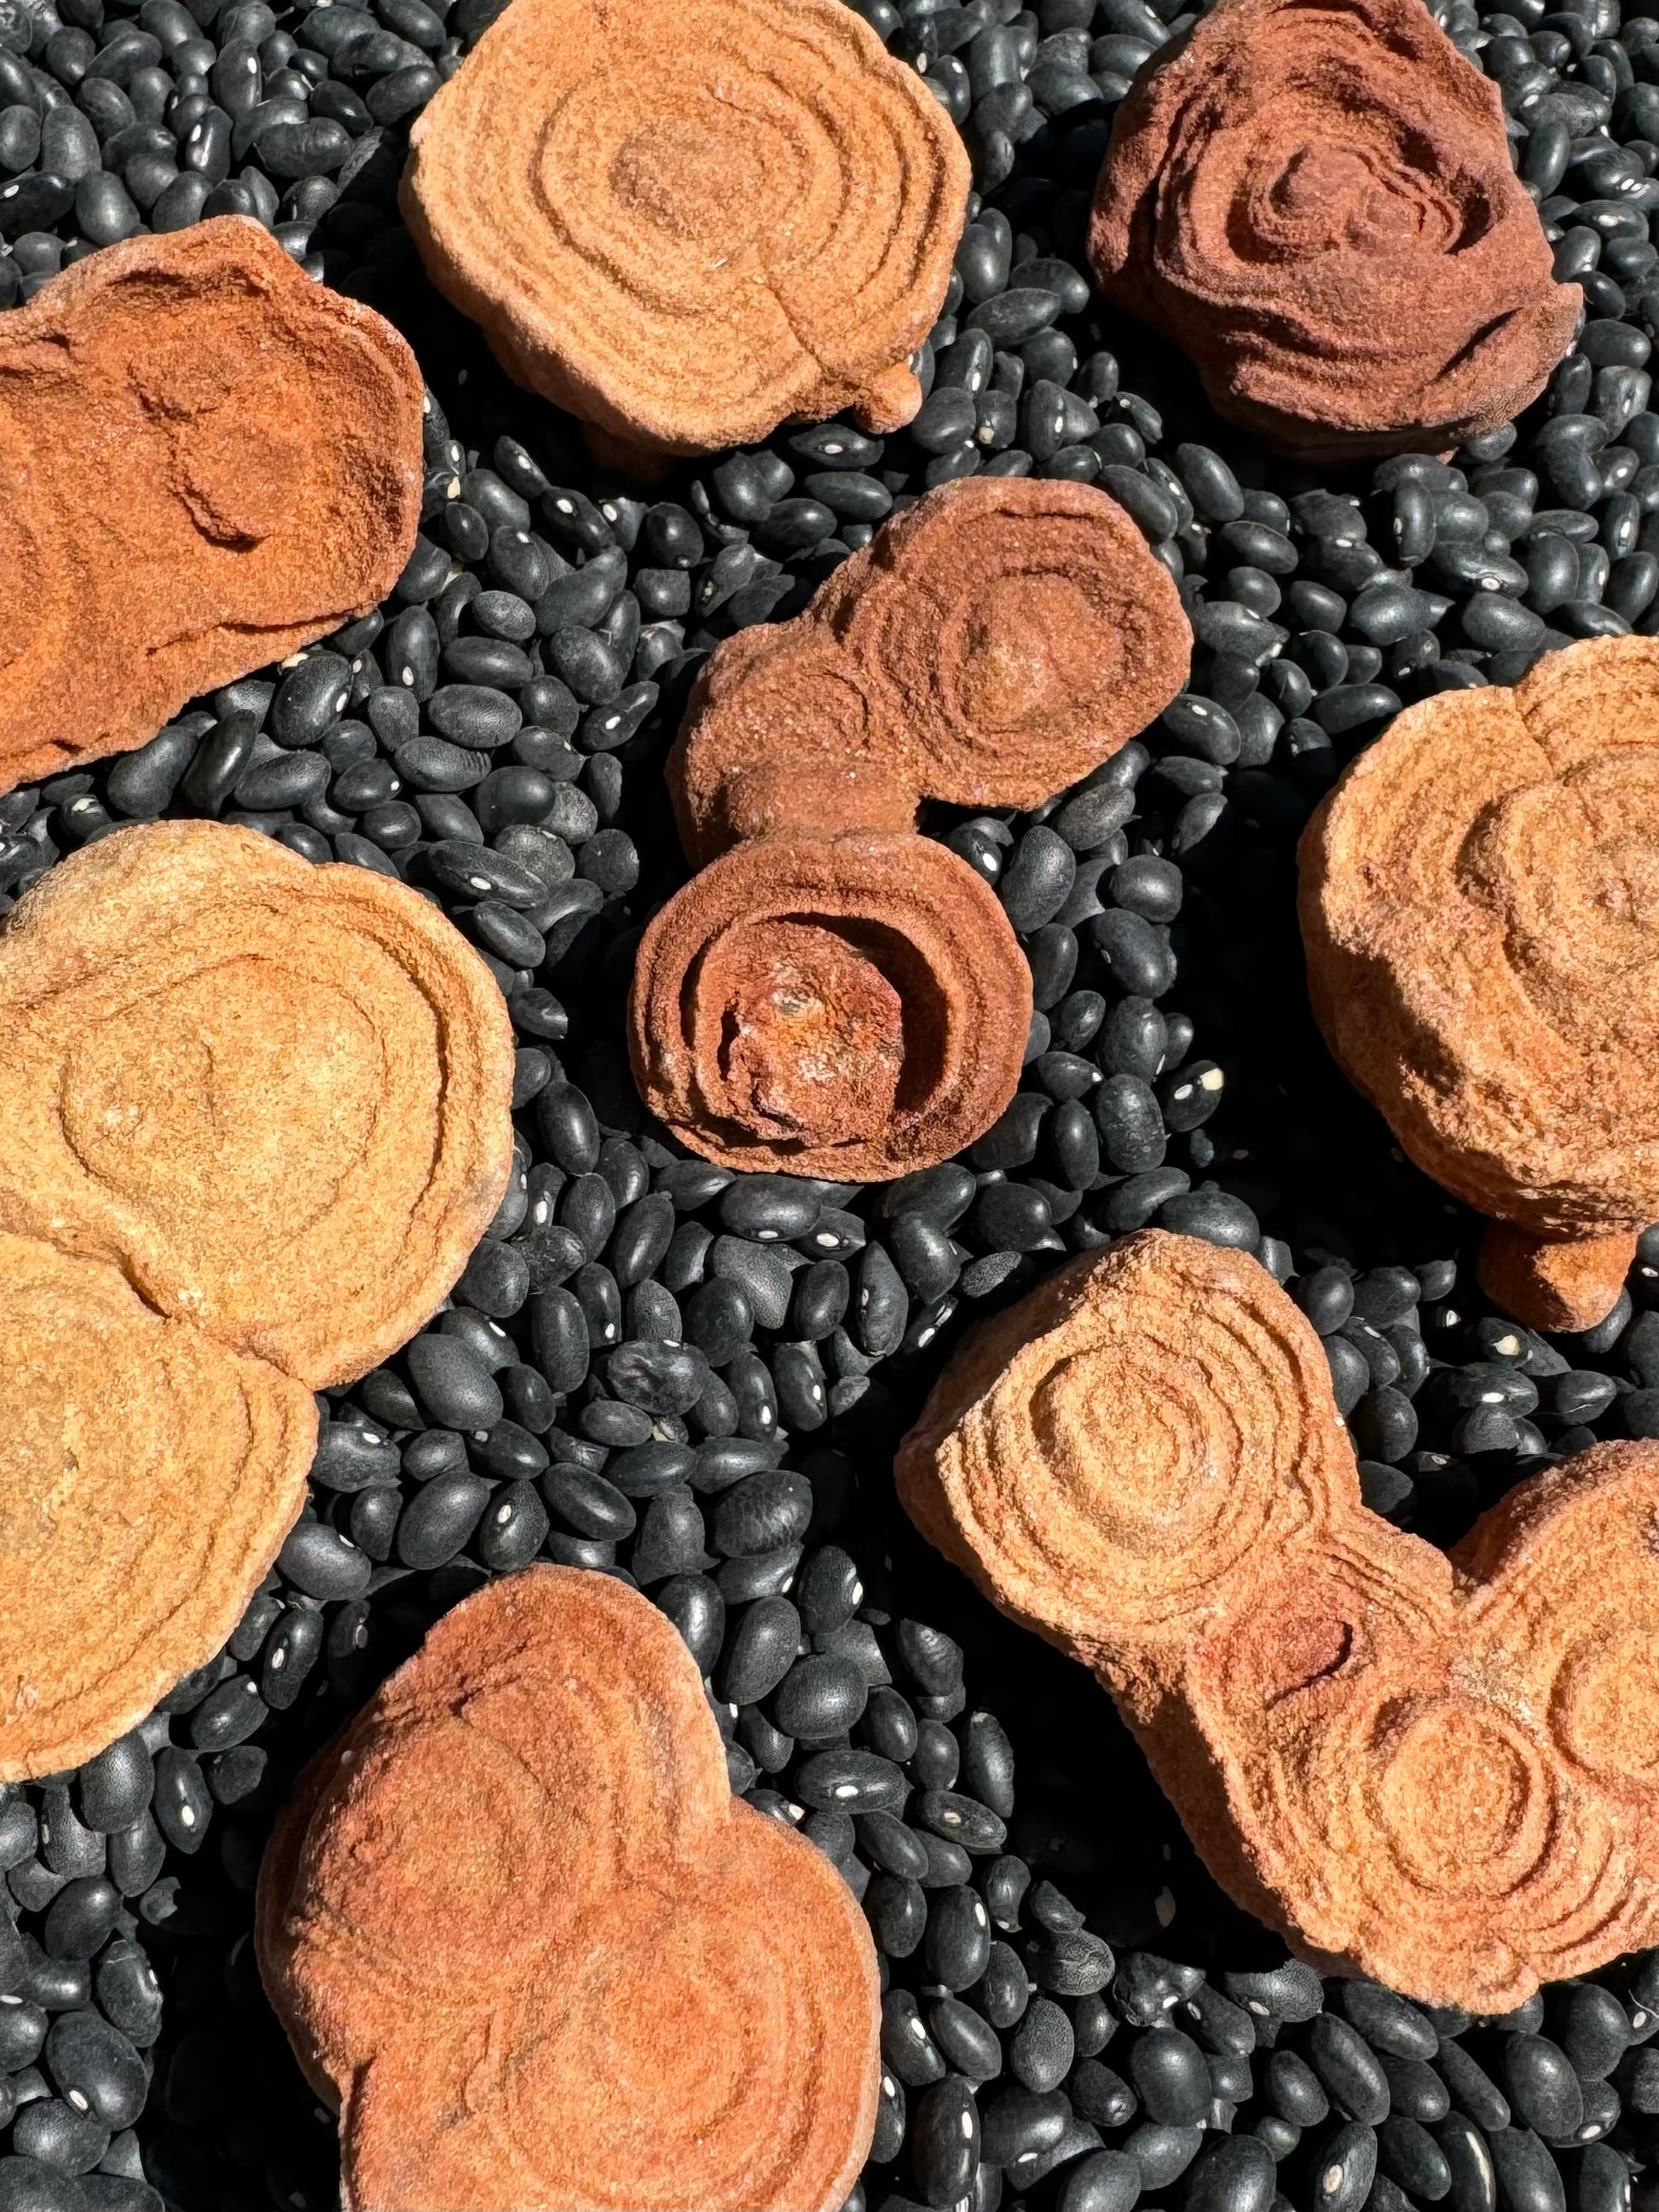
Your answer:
(926, 1883), (993, 1990)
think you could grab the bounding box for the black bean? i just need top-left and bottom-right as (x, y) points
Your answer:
(605, 1441), (696, 1496)
(43, 2012), (145, 2132)
(1091, 908), (1176, 995)
(883, 1987), (947, 2087)
(13, 2097), (110, 2174)
(708, 1468), (807, 1555)
(188, 1676), (266, 1752)
(719, 1595), (801, 1705)
(773, 1653), (865, 1741)
(797, 1748), (907, 1813)
(1001, 825), (1077, 929)
(1095, 1073), (1166, 1171)
(866, 1872), (928, 1958)
(1182, 2134), (1275, 2212)
(1061, 2149), (1143, 2212)
(630, 1488), (707, 1583)
(404, 1335), (502, 1430)
(1130, 2029), (1212, 2125)
(1306, 2014), (1390, 2125)
(39, 1879), (118, 1965)
(1156, 1187), (1260, 1249)
(107, 1815), (165, 1904)
(654, 1573), (724, 1674)
(387, 1470), (487, 1568)
(912, 2075), (980, 2206)
(150, 1749), (210, 1856)
(75, 1740), (151, 1837)
(1503, 2035), (1582, 2140)
(1012, 1996), (1075, 2091)
(983, 2083), (1070, 2171)
(789, 1258), (850, 1342)
(1124, 2121), (1205, 2191)
(1557, 1983), (1629, 2079)
(974, 1181), (1053, 1251)
(604, 1339), (708, 1416)
(926, 1884), (992, 1990)
(275, 1519), (371, 1601)
(1375, 2115), (1451, 2202)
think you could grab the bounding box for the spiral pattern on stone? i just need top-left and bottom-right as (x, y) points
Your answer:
(898, 1230), (1659, 2006)
(670, 478), (1193, 865)
(257, 1567), (881, 2212)
(896, 1235), (1347, 1686)
(0, 1232), (315, 1783)
(629, 833), (1029, 1180)
(0, 819), (516, 1390)
(1088, 0), (1580, 460)
(1300, 636), (1659, 1246)
(400, 0), (969, 457)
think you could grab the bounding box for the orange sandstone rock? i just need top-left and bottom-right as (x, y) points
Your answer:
(0, 820), (514, 1778)
(400, 0), (970, 460)
(1299, 636), (1659, 1332)
(1088, 0), (1581, 462)
(0, 820), (516, 1388)
(0, 218), (423, 796)
(630, 479), (1191, 1178)
(897, 1230), (1659, 2010)
(0, 1231), (315, 1781)
(257, 1566), (882, 2212)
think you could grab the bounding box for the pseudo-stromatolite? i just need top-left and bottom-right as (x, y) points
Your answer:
(400, 0), (969, 461)
(669, 475), (1192, 865)
(897, 1230), (1659, 2009)
(629, 478), (1191, 1178)
(1087, 0), (1581, 462)
(257, 1566), (881, 2212)
(629, 832), (1031, 1183)
(0, 819), (514, 1779)
(0, 218), (423, 796)
(1299, 635), (1659, 1330)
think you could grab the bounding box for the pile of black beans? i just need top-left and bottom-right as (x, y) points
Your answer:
(3, 0), (1659, 2198)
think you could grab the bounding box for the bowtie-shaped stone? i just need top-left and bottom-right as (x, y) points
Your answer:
(899, 1229), (1659, 2010)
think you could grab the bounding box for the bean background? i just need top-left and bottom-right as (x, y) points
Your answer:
(0, 0), (1656, 2203)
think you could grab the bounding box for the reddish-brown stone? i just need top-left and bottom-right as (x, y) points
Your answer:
(1088, 0), (1581, 461)
(258, 1566), (881, 2212)
(671, 475), (1192, 864)
(631, 478), (1191, 1179)
(630, 832), (1030, 1181)
(0, 218), (424, 795)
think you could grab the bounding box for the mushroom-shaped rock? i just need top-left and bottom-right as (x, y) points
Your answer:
(0, 218), (423, 795)
(0, 820), (516, 1388)
(257, 1566), (881, 2212)
(898, 1230), (1659, 2010)
(1299, 636), (1659, 1330)
(400, 0), (970, 460)
(1087, 0), (1581, 461)
(671, 476), (1193, 864)
(631, 479), (1191, 1180)
(0, 1232), (315, 1781)
(630, 833), (1029, 1181)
